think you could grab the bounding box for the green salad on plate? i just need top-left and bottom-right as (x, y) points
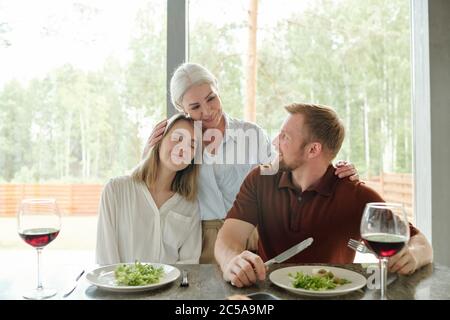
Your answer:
(114, 261), (165, 286)
(289, 268), (351, 291)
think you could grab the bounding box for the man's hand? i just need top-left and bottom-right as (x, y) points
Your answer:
(335, 160), (359, 181)
(222, 250), (266, 288)
(388, 246), (419, 275)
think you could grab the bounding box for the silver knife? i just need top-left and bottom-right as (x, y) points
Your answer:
(264, 237), (314, 266)
(62, 269), (85, 298)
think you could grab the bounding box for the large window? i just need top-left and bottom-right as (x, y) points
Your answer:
(1, 0), (414, 262)
(0, 0), (166, 255)
(189, 0), (414, 222)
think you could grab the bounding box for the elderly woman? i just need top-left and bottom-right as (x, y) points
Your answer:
(96, 114), (201, 265)
(144, 63), (358, 263)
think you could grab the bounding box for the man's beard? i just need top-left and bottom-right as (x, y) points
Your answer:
(278, 142), (309, 172)
(279, 157), (304, 172)
(278, 159), (291, 171)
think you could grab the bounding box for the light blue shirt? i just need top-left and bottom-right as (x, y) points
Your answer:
(198, 114), (275, 220)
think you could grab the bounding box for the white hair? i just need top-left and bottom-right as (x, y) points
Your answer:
(170, 63), (219, 112)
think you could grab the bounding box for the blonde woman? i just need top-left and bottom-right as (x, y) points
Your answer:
(96, 114), (201, 265)
(144, 63), (358, 263)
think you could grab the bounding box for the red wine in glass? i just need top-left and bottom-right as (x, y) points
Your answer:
(362, 233), (407, 258)
(17, 198), (61, 299)
(360, 202), (410, 300)
(19, 228), (60, 248)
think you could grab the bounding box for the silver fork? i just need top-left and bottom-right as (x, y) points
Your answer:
(347, 238), (373, 254)
(180, 270), (189, 287)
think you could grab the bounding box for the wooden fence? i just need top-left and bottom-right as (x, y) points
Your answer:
(0, 184), (103, 216)
(364, 172), (414, 223)
(0, 173), (414, 220)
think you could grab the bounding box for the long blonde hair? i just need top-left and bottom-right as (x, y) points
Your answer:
(131, 115), (199, 201)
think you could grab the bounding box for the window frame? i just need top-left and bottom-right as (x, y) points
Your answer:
(167, 0), (188, 116)
(411, 0), (432, 242)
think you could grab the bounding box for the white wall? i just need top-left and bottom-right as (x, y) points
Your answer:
(413, 0), (450, 267)
(429, 0), (450, 267)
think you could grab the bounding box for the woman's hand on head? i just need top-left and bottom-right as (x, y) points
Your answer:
(142, 119), (168, 159)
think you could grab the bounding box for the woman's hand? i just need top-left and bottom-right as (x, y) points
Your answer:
(142, 119), (168, 158)
(334, 160), (359, 181)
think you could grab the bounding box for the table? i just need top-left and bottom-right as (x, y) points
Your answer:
(1, 262), (450, 300)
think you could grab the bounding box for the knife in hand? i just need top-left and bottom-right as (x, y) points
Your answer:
(264, 237), (314, 267)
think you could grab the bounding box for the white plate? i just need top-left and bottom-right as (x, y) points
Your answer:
(86, 262), (180, 292)
(269, 265), (367, 297)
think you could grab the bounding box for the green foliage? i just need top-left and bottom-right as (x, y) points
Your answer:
(190, 21), (245, 120)
(256, 0), (412, 177)
(0, 1), (166, 183)
(12, 166), (38, 183)
(0, 0), (412, 182)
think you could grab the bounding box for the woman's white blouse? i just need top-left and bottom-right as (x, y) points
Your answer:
(198, 114), (275, 220)
(95, 176), (201, 265)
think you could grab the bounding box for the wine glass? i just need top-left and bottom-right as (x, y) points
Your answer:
(17, 198), (61, 299)
(360, 202), (409, 300)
